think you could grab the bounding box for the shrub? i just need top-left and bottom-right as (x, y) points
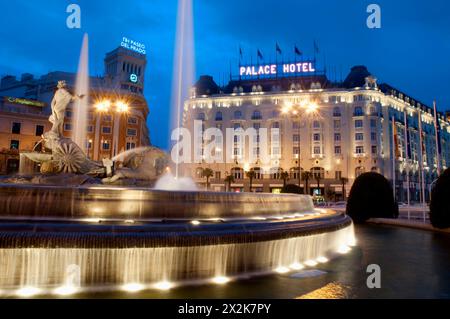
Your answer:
(281, 184), (304, 195)
(346, 172), (399, 223)
(430, 169), (450, 229)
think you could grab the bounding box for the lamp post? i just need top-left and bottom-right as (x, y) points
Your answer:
(112, 101), (129, 157)
(281, 101), (319, 191)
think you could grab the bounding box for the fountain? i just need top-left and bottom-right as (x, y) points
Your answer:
(0, 1), (355, 297)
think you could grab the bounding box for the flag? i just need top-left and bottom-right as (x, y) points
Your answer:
(404, 111), (412, 159)
(313, 40), (320, 54)
(257, 49), (263, 60)
(294, 46), (302, 56)
(276, 43), (282, 55)
(433, 101), (442, 173)
(393, 117), (401, 159)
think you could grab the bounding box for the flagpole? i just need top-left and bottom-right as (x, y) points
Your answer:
(418, 110), (426, 220)
(392, 116), (397, 201)
(404, 110), (411, 219)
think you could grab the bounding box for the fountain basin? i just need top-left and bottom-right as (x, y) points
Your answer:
(0, 184), (314, 219)
(0, 184), (355, 296)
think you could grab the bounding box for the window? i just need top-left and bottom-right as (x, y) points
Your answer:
(233, 123), (241, 130)
(371, 132), (377, 141)
(65, 110), (73, 118)
(354, 107), (364, 117)
(272, 122), (280, 129)
(313, 134), (321, 141)
(88, 113), (94, 121)
(127, 128), (137, 136)
(103, 115), (112, 122)
(371, 145), (378, 155)
(35, 125), (44, 136)
(128, 117), (138, 125)
(126, 142), (136, 150)
(334, 120), (341, 129)
(293, 147), (300, 155)
(102, 140), (110, 150)
(253, 123), (261, 130)
(311, 167), (325, 179)
(313, 146), (321, 155)
(87, 125), (94, 133)
(334, 133), (341, 142)
(355, 120), (363, 128)
(86, 140), (93, 150)
(252, 110), (262, 120)
(293, 122), (300, 129)
(64, 123), (72, 131)
(313, 121), (321, 129)
(335, 171), (342, 180)
(355, 133), (364, 141)
(215, 171), (221, 180)
(293, 134), (300, 142)
(12, 122), (21, 134)
(231, 167), (244, 179)
(335, 146), (342, 154)
(333, 107), (341, 117)
(356, 146), (365, 154)
(215, 112), (223, 121)
(10, 140), (19, 150)
(234, 111), (242, 119)
(370, 119), (377, 128)
(197, 113), (206, 121)
(102, 126), (112, 134)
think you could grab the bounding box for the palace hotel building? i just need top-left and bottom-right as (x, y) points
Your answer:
(0, 43), (150, 174)
(183, 65), (450, 202)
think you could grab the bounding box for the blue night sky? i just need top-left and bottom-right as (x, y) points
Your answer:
(0, 0), (449, 150)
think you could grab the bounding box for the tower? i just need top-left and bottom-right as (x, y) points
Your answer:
(104, 40), (147, 95)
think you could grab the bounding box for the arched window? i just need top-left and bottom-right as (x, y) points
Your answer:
(252, 167), (263, 180)
(354, 107), (364, 117)
(311, 167), (325, 179)
(369, 105), (377, 116)
(234, 111), (243, 119)
(270, 168), (283, 180)
(215, 111), (223, 121)
(231, 167), (244, 180)
(333, 107), (341, 117)
(355, 166), (366, 177)
(290, 167), (303, 179)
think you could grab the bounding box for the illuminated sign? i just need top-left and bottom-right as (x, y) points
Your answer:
(239, 62), (316, 78)
(130, 74), (138, 83)
(5, 97), (45, 107)
(121, 37), (146, 55)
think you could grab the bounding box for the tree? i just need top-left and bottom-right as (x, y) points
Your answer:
(224, 175), (235, 192)
(280, 171), (289, 187)
(246, 170), (256, 193)
(430, 168), (450, 229)
(346, 172), (399, 223)
(340, 177), (349, 200)
(301, 171), (312, 195)
(201, 168), (214, 191)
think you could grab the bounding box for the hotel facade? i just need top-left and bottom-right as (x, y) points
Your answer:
(182, 66), (450, 202)
(0, 43), (151, 173)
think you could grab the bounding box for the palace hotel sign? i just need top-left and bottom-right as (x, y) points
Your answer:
(239, 62), (316, 78)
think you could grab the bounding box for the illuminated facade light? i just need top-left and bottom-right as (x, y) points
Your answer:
(212, 276), (230, 285)
(275, 266), (290, 274)
(16, 287), (41, 297)
(153, 281), (174, 291)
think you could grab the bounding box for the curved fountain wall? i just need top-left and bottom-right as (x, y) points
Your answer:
(0, 184), (355, 296)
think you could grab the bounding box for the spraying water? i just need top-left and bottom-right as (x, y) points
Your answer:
(72, 33), (90, 153)
(171, 0), (195, 179)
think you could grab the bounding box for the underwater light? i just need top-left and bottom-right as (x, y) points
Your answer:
(122, 283), (145, 293)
